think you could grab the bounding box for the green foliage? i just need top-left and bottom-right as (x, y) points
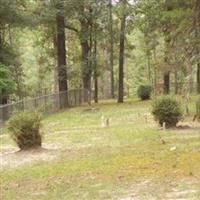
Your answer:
(0, 0), (35, 26)
(137, 85), (152, 100)
(0, 0), (199, 100)
(152, 96), (182, 128)
(0, 63), (15, 92)
(7, 111), (43, 150)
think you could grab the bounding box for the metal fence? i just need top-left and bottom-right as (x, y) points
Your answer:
(0, 89), (90, 125)
(1, 83), (199, 125)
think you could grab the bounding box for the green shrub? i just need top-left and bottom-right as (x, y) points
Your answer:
(137, 85), (152, 100)
(152, 96), (182, 128)
(7, 111), (43, 150)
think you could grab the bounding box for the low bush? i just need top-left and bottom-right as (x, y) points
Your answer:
(152, 96), (182, 128)
(7, 111), (43, 150)
(137, 85), (152, 100)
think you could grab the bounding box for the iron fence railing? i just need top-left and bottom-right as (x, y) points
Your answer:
(1, 83), (199, 126)
(0, 89), (90, 125)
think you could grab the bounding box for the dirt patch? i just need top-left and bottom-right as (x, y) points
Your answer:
(156, 120), (200, 132)
(0, 146), (60, 169)
(82, 107), (100, 113)
(176, 120), (200, 131)
(0, 142), (95, 169)
(119, 178), (199, 200)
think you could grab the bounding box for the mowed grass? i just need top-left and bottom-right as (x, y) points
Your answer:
(0, 98), (200, 200)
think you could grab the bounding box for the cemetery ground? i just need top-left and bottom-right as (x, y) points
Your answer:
(0, 99), (200, 200)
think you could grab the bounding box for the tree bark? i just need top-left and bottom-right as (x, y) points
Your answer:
(81, 40), (91, 99)
(94, 40), (98, 103)
(195, 0), (200, 93)
(0, 35), (8, 120)
(147, 52), (151, 82)
(118, 4), (126, 103)
(197, 63), (200, 93)
(163, 2), (172, 95)
(163, 71), (170, 94)
(56, 6), (68, 108)
(53, 35), (59, 93)
(80, 19), (91, 102)
(153, 47), (158, 95)
(93, 14), (98, 103)
(109, 0), (114, 98)
(174, 70), (178, 95)
(0, 89), (9, 121)
(0, 89), (8, 104)
(188, 62), (194, 94)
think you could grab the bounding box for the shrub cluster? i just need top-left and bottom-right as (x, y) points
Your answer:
(152, 96), (182, 128)
(7, 111), (43, 150)
(137, 85), (152, 100)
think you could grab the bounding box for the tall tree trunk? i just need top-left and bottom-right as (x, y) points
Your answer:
(0, 89), (9, 121)
(53, 35), (59, 93)
(147, 52), (151, 83)
(94, 73), (98, 103)
(118, 3), (126, 103)
(53, 34), (60, 110)
(92, 16), (98, 103)
(0, 92), (7, 104)
(163, 71), (170, 94)
(0, 35), (8, 120)
(174, 70), (178, 95)
(163, 37), (171, 95)
(80, 19), (91, 102)
(109, 0), (114, 98)
(94, 40), (98, 103)
(13, 64), (23, 100)
(197, 63), (200, 93)
(163, 36), (170, 95)
(188, 62), (194, 94)
(56, 6), (68, 108)
(163, 2), (172, 95)
(144, 33), (151, 83)
(81, 40), (91, 101)
(195, 0), (200, 93)
(153, 47), (158, 95)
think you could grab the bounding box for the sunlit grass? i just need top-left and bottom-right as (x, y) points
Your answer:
(0, 98), (200, 200)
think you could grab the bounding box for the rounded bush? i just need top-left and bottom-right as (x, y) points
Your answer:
(7, 111), (43, 150)
(152, 96), (182, 128)
(137, 85), (152, 100)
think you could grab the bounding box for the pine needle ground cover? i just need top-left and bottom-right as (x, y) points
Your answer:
(0, 99), (200, 200)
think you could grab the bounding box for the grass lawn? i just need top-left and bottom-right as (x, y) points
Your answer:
(0, 99), (200, 200)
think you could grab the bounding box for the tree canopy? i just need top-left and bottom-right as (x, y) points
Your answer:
(0, 0), (200, 104)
